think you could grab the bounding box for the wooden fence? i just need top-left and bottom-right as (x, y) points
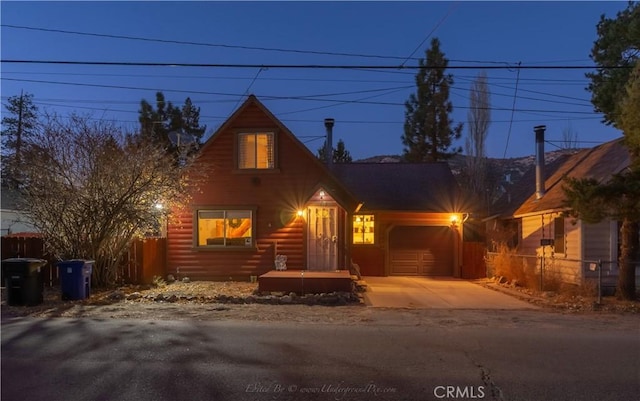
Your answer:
(1, 236), (167, 286)
(461, 242), (486, 279)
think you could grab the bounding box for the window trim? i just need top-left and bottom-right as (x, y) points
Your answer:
(235, 130), (278, 171)
(352, 214), (376, 245)
(193, 206), (258, 250)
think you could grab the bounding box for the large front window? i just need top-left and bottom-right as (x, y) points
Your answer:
(353, 214), (375, 244)
(238, 132), (275, 169)
(197, 210), (253, 247)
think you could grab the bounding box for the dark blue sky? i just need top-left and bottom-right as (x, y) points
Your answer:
(0, 1), (626, 160)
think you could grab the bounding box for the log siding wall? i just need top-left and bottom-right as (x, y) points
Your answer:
(167, 101), (353, 280)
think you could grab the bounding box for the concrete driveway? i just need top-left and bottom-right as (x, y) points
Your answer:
(362, 276), (537, 309)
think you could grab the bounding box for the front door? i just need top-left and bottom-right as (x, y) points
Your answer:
(307, 206), (338, 271)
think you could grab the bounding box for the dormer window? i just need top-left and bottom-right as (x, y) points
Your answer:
(237, 132), (275, 169)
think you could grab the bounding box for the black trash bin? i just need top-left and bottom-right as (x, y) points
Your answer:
(1, 258), (47, 306)
(57, 260), (94, 300)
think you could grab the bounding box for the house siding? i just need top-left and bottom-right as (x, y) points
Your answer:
(167, 100), (353, 280)
(583, 220), (614, 262)
(520, 213), (583, 284)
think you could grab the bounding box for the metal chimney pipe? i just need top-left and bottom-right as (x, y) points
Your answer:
(324, 118), (335, 168)
(535, 125), (546, 200)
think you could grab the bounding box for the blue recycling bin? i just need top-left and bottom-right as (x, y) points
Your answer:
(57, 260), (94, 300)
(2, 258), (47, 306)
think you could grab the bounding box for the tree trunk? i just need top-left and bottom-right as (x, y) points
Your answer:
(618, 219), (639, 300)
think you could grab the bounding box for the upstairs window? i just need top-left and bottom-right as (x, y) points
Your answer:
(353, 214), (375, 244)
(238, 132), (275, 169)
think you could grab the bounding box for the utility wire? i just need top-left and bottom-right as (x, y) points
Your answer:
(503, 62), (521, 159)
(0, 24), (419, 61)
(1, 76), (600, 115)
(229, 67), (267, 112)
(1, 24), (520, 65)
(400, 2), (459, 67)
(1, 70), (593, 85)
(1, 59), (629, 69)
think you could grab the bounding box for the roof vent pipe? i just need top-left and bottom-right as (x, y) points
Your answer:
(535, 125), (546, 200)
(324, 118), (335, 168)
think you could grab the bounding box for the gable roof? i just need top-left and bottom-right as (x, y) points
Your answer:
(195, 95), (360, 212)
(493, 138), (630, 218)
(330, 162), (464, 212)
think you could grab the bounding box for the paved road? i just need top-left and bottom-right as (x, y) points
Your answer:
(363, 276), (536, 309)
(2, 311), (638, 401)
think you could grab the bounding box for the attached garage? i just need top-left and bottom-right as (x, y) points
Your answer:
(331, 163), (465, 277)
(389, 226), (454, 276)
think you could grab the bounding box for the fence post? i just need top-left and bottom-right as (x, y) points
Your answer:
(540, 255), (544, 291)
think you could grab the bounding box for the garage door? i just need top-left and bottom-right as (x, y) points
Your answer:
(389, 226), (454, 276)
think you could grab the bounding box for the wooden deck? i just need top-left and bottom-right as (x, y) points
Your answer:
(258, 270), (352, 295)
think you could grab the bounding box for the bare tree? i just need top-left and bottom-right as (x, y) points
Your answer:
(19, 113), (196, 286)
(561, 120), (579, 150)
(463, 71), (493, 215)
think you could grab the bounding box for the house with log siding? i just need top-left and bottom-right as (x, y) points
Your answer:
(166, 95), (468, 281)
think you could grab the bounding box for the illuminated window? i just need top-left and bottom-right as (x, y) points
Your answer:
(554, 217), (565, 253)
(238, 132), (275, 169)
(197, 210), (253, 247)
(353, 214), (375, 244)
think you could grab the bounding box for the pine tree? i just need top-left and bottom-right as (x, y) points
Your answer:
(564, 2), (640, 300)
(138, 92), (206, 161)
(317, 139), (352, 163)
(402, 38), (462, 162)
(1, 91), (39, 186)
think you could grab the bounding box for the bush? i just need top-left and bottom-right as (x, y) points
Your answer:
(490, 244), (537, 289)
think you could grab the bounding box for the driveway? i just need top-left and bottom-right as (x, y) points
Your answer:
(362, 276), (537, 309)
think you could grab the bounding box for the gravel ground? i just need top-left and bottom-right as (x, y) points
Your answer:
(1, 279), (638, 325)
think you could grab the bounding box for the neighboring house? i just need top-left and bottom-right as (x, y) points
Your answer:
(487, 128), (633, 285)
(0, 185), (37, 236)
(166, 95), (467, 280)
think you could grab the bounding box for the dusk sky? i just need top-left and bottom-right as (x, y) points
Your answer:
(1, 1), (627, 161)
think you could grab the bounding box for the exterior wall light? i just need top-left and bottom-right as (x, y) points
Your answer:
(450, 214), (460, 229)
(296, 210), (304, 217)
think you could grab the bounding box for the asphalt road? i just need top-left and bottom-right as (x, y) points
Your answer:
(2, 311), (639, 401)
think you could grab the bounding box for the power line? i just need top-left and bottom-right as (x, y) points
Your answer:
(2, 59), (628, 69)
(400, 2), (459, 67)
(1, 70), (593, 85)
(21, 99), (605, 125)
(450, 86), (592, 108)
(455, 75), (593, 104)
(0, 24), (419, 62)
(503, 62), (521, 158)
(1, 77), (601, 115)
(0, 24), (533, 66)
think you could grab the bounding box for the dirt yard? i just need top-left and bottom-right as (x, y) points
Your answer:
(1, 279), (638, 325)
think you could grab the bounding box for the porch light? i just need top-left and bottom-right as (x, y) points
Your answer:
(319, 190), (326, 200)
(450, 214), (460, 228)
(296, 210), (304, 217)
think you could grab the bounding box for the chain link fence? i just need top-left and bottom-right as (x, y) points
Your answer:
(485, 251), (640, 300)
